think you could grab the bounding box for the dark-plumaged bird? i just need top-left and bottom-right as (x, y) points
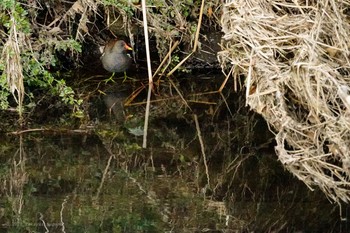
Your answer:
(101, 40), (132, 73)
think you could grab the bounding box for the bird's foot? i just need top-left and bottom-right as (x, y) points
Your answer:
(122, 72), (138, 82)
(104, 73), (116, 84)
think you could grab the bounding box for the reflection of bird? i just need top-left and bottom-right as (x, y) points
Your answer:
(101, 40), (132, 73)
(103, 92), (126, 122)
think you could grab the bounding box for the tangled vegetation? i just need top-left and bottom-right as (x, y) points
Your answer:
(219, 0), (350, 203)
(0, 0), (84, 122)
(0, 0), (221, 123)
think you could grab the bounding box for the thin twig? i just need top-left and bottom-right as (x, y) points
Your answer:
(218, 64), (233, 93)
(166, 0), (205, 76)
(141, 0), (153, 148)
(166, 52), (193, 77)
(153, 40), (180, 77)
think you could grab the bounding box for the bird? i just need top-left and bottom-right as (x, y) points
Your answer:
(100, 40), (132, 73)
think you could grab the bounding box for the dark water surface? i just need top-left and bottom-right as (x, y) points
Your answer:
(1, 130), (349, 232)
(1, 74), (350, 232)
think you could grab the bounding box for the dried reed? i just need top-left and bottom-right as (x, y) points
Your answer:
(218, 0), (350, 203)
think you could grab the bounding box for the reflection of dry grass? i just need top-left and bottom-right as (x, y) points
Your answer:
(219, 0), (350, 203)
(5, 136), (27, 215)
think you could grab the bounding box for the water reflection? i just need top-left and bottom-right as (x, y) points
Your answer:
(0, 75), (349, 232)
(0, 129), (349, 232)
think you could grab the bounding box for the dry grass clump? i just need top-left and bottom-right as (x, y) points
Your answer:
(218, 0), (350, 203)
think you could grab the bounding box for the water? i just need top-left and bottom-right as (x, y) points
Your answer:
(0, 74), (349, 232)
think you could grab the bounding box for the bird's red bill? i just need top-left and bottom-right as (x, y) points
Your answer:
(124, 44), (133, 50)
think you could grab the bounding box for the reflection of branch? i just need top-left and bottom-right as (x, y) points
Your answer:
(39, 212), (49, 232)
(60, 196), (68, 233)
(98, 138), (170, 221)
(8, 128), (92, 135)
(167, 76), (191, 110)
(194, 114), (210, 187)
(95, 150), (115, 200)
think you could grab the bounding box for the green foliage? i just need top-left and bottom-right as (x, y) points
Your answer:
(54, 79), (83, 106)
(0, 1), (30, 33)
(101, 0), (134, 15)
(54, 39), (82, 53)
(0, 0), (16, 9)
(0, 1), (83, 121)
(149, 0), (196, 24)
(0, 64), (10, 109)
(0, 88), (10, 110)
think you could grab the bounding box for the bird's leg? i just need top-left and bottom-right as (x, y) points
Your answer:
(122, 71), (129, 83)
(122, 72), (138, 82)
(104, 72), (116, 84)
